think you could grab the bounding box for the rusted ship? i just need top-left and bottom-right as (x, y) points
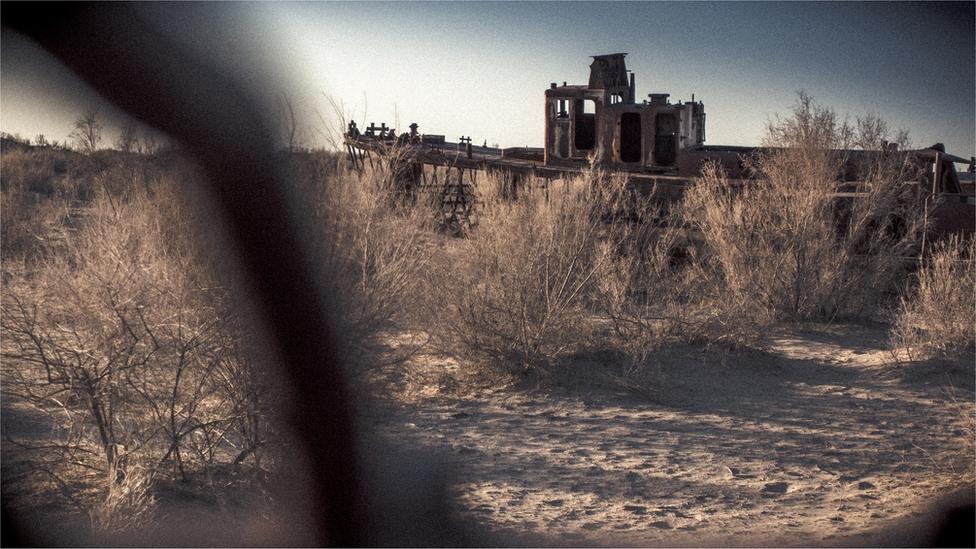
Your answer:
(344, 53), (975, 235)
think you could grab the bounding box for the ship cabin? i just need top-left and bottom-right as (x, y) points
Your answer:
(544, 53), (705, 172)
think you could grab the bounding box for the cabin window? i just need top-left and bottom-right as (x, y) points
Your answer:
(610, 93), (623, 105)
(555, 99), (568, 118)
(574, 99), (596, 151)
(620, 112), (641, 163)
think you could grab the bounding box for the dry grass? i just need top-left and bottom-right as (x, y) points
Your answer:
(89, 462), (158, 543)
(1, 147), (79, 260)
(892, 235), (976, 361)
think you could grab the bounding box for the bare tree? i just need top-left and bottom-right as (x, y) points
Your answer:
(854, 113), (890, 150)
(115, 122), (139, 153)
(139, 132), (158, 156)
(70, 109), (103, 153)
(277, 94), (300, 151)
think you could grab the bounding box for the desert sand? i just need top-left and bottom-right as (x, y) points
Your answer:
(364, 323), (975, 546)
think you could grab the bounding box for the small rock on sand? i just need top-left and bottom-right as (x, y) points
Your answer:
(623, 505), (648, 515)
(650, 520), (673, 529)
(724, 466), (754, 479)
(762, 481), (790, 494)
(857, 481), (875, 490)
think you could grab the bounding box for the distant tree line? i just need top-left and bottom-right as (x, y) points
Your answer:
(1, 109), (163, 155)
(4, 100), (312, 155)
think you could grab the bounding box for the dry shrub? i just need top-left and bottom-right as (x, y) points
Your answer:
(89, 463), (157, 543)
(2, 149), (436, 532)
(597, 202), (738, 371)
(1, 176), (274, 533)
(1, 144), (453, 539)
(1, 147), (82, 196)
(427, 166), (622, 376)
(1, 148), (78, 260)
(892, 235), (975, 361)
(0, 187), (71, 262)
(682, 93), (924, 333)
(287, 153), (436, 369)
(0, 146), (169, 260)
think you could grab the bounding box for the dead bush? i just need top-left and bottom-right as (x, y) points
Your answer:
(5, 186), (214, 462)
(1, 178), (274, 533)
(426, 166), (623, 377)
(287, 153), (436, 370)
(1, 148), (437, 533)
(682, 93), (925, 331)
(892, 235), (975, 361)
(597, 202), (745, 372)
(0, 187), (71, 262)
(1, 148), (78, 260)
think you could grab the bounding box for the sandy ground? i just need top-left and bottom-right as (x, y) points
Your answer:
(2, 322), (972, 546)
(363, 323), (975, 546)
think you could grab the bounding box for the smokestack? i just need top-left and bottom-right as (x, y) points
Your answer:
(629, 72), (635, 102)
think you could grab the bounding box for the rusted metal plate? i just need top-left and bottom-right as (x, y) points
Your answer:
(929, 194), (976, 237)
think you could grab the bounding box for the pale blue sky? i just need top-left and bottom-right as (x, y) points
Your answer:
(2, 2), (973, 155)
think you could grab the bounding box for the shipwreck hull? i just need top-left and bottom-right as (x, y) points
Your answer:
(343, 52), (975, 238)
